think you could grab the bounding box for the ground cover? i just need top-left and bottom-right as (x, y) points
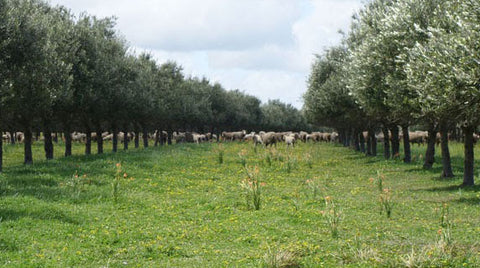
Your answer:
(0, 141), (479, 267)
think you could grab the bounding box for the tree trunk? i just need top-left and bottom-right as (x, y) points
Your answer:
(382, 126), (390, 160)
(85, 129), (92, 155)
(0, 129), (3, 172)
(44, 123), (54, 160)
(390, 125), (400, 158)
(160, 130), (165, 146)
(96, 128), (103, 154)
(64, 130), (72, 157)
(402, 126), (411, 163)
(123, 128), (129, 150)
(168, 130), (173, 145)
(154, 130), (159, 147)
(368, 129), (377, 156)
(134, 130), (140, 148)
(53, 133), (58, 143)
(112, 131), (118, 153)
(462, 126), (475, 186)
(24, 127), (33, 165)
(359, 131), (365, 153)
(354, 130), (360, 151)
(10, 130), (15, 144)
(366, 131), (372, 156)
(440, 125), (454, 178)
(143, 127), (149, 148)
(423, 128), (437, 169)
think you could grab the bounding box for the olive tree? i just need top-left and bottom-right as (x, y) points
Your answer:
(405, 0), (480, 185)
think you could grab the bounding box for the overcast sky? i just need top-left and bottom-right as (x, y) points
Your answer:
(48, 0), (364, 109)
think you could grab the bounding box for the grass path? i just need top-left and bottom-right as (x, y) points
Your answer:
(0, 141), (479, 267)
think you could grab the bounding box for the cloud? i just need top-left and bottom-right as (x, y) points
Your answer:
(50, 0), (302, 51)
(49, 0), (364, 109)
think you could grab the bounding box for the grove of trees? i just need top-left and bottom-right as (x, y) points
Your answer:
(0, 0), (309, 171)
(304, 0), (480, 186)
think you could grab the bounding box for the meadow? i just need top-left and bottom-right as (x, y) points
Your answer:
(0, 141), (479, 267)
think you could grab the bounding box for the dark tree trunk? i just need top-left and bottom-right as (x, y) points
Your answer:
(382, 126), (390, 160)
(390, 125), (400, 158)
(154, 130), (159, 147)
(423, 128), (437, 169)
(24, 127), (33, 165)
(35, 132), (40, 141)
(10, 130), (15, 144)
(440, 125), (454, 178)
(368, 129), (377, 156)
(96, 128), (103, 154)
(123, 128), (129, 150)
(85, 129), (92, 155)
(112, 131), (118, 153)
(64, 130), (72, 157)
(463, 126), (475, 186)
(160, 130), (165, 146)
(168, 130), (173, 145)
(366, 131), (372, 156)
(0, 129), (3, 172)
(354, 130), (360, 151)
(402, 126), (411, 163)
(143, 127), (149, 148)
(134, 131), (140, 148)
(359, 131), (365, 153)
(44, 123), (54, 160)
(53, 133), (58, 143)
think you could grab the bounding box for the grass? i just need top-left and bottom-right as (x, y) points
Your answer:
(0, 140), (479, 267)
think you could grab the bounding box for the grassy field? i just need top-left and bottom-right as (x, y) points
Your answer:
(0, 141), (479, 267)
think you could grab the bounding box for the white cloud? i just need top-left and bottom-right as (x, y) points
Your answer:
(48, 0), (364, 109)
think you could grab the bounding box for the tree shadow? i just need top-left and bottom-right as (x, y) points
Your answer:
(453, 196), (480, 205)
(0, 207), (80, 224)
(417, 184), (480, 193)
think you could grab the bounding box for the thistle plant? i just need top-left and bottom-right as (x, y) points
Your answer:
(238, 149), (247, 168)
(215, 144), (225, 164)
(305, 178), (322, 199)
(304, 153), (313, 169)
(438, 203), (452, 245)
(239, 165), (264, 210)
(379, 188), (393, 218)
(113, 163), (127, 203)
(321, 196), (341, 238)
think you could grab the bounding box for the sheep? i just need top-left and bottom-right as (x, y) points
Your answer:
(284, 134), (296, 148)
(253, 134), (263, 147)
(260, 132), (277, 147)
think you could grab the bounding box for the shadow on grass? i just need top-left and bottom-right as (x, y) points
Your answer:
(419, 184), (480, 192)
(453, 196), (480, 205)
(0, 207), (80, 224)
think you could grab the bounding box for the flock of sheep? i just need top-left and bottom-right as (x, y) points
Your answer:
(3, 129), (477, 147)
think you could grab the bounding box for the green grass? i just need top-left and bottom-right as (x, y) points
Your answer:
(0, 141), (479, 267)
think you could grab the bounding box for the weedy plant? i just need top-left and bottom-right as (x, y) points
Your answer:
(304, 153), (313, 169)
(438, 203), (453, 245)
(284, 153), (297, 173)
(262, 245), (299, 268)
(265, 151), (272, 167)
(215, 144), (225, 164)
(238, 149), (248, 168)
(113, 163), (127, 203)
(68, 171), (83, 199)
(379, 188), (393, 218)
(321, 196), (341, 238)
(305, 178), (322, 199)
(239, 165), (264, 210)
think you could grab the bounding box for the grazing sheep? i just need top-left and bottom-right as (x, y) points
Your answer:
(221, 130), (246, 141)
(261, 132), (277, 147)
(284, 135), (296, 148)
(253, 134), (263, 147)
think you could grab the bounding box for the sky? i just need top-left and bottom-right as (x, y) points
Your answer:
(48, 0), (364, 109)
